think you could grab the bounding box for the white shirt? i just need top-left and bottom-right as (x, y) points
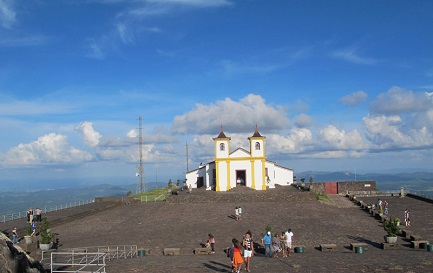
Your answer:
(285, 231), (293, 243)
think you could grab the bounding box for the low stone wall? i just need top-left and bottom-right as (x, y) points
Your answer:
(310, 181), (376, 195)
(310, 183), (326, 194)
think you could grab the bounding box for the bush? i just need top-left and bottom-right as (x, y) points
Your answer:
(40, 217), (53, 244)
(383, 217), (400, 237)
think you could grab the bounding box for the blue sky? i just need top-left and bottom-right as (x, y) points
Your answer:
(1, 0), (433, 189)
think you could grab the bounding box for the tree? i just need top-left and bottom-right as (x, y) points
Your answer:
(126, 191), (132, 196)
(300, 178), (306, 183)
(309, 176), (313, 183)
(176, 179), (180, 187)
(168, 179), (173, 188)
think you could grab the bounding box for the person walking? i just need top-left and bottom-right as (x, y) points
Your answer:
(280, 232), (287, 257)
(263, 231), (272, 257)
(238, 206), (242, 220)
(404, 209), (411, 226)
(285, 228), (294, 257)
(232, 238), (244, 273)
(242, 231), (254, 272)
(12, 227), (19, 244)
(235, 207), (239, 221)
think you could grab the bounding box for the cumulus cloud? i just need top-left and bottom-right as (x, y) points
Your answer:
(76, 122), (102, 147)
(5, 133), (92, 165)
(370, 87), (433, 115)
(294, 113), (312, 128)
(319, 125), (366, 150)
(267, 128), (313, 154)
(340, 91), (368, 106)
(173, 94), (290, 134)
(0, 0), (16, 29)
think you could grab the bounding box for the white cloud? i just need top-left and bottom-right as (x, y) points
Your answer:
(370, 87), (433, 115)
(340, 91), (368, 106)
(76, 122), (102, 147)
(331, 47), (378, 65)
(173, 94), (290, 134)
(267, 128), (313, 154)
(5, 133), (92, 165)
(319, 125), (366, 150)
(0, 0), (16, 29)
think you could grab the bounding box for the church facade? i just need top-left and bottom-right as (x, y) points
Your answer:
(186, 127), (294, 191)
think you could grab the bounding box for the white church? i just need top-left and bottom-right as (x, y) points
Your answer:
(186, 127), (294, 191)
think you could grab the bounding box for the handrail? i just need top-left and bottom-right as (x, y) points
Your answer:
(0, 199), (94, 223)
(50, 252), (107, 273)
(64, 245), (138, 261)
(141, 194), (166, 203)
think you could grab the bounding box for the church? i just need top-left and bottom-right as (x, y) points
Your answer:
(186, 127), (294, 191)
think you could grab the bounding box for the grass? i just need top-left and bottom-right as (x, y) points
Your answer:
(133, 187), (168, 202)
(315, 193), (332, 203)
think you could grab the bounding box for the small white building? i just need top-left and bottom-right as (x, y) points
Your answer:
(186, 127), (294, 191)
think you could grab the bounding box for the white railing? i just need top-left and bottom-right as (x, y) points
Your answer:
(0, 199), (94, 223)
(141, 194), (166, 203)
(64, 245), (138, 261)
(50, 252), (107, 273)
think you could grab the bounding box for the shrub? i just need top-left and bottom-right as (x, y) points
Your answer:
(40, 217), (53, 244)
(383, 217), (400, 237)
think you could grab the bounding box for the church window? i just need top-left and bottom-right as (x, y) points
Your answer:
(255, 142), (260, 150)
(220, 143), (225, 151)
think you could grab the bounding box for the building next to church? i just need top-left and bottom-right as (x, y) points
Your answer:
(186, 127), (294, 191)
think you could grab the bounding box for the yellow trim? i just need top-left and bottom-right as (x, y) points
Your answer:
(262, 159), (266, 190)
(250, 160), (256, 190)
(216, 156), (266, 162)
(226, 161), (231, 191)
(215, 161), (220, 192)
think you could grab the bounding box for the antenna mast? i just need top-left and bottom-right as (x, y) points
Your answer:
(186, 141), (189, 173)
(136, 115), (145, 193)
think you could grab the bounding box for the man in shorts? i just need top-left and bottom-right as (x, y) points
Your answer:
(285, 228), (294, 257)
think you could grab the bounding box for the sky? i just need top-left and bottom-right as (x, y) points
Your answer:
(1, 0), (433, 189)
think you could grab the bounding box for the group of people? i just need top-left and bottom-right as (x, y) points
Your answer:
(226, 228), (294, 273)
(263, 228), (294, 258)
(27, 207), (43, 223)
(375, 199), (389, 214)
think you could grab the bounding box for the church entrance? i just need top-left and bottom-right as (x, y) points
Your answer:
(236, 170), (246, 186)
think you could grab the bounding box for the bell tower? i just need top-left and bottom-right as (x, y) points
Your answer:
(249, 125), (265, 158)
(213, 126), (231, 191)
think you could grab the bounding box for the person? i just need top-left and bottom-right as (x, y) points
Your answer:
(208, 234), (216, 254)
(232, 238), (244, 273)
(285, 228), (294, 257)
(242, 231), (254, 272)
(35, 208), (42, 222)
(272, 233), (281, 257)
(31, 221), (36, 237)
(404, 209), (410, 226)
(235, 207), (239, 221)
(188, 184), (192, 194)
(238, 206), (242, 220)
(280, 232), (287, 257)
(384, 201), (389, 215)
(227, 241), (235, 272)
(27, 208), (33, 223)
(263, 231), (272, 257)
(12, 227), (19, 244)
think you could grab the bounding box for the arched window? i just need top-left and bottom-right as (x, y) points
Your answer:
(220, 143), (225, 151)
(255, 142), (260, 150)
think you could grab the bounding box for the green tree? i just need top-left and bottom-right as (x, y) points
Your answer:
(168, 179), (173, 188)
(126, 190), (132, 196)
(176, 179), (180, 187)
(309, 176), (313, 183)
(300, 178), (306, 183)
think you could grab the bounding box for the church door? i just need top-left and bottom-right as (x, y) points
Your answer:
(236, 170), (246, 186)
(197, 177), (204, 188)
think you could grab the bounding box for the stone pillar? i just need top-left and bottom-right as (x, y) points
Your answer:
(400, 187), (404, 198)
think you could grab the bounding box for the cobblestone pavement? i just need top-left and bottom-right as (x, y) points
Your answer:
(2, 186), (433, 272)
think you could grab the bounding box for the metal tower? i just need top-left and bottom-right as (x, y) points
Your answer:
(136, 115), (145, 193)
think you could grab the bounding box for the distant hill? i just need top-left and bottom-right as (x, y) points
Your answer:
(296, 171), (433, 191)
(0, 182), (165, 215)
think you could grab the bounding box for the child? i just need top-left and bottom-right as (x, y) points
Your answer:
(235, 207), (239, 221)
(208, 234), (216, 254)
(232, 239), (244, 273)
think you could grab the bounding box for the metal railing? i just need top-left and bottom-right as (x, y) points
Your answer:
(64, 245), (138, 261)
(50, 252), (107, 273)
(141, 194), (166, 203)
(0, 199), (94, 223)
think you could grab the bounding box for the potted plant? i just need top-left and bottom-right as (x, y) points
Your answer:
(39, 217), (53, 251)
(383, 217), (400, 243)
(24, 223), (33, 244)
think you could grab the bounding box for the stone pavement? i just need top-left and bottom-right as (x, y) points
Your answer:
(2, 186), (433, 272)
